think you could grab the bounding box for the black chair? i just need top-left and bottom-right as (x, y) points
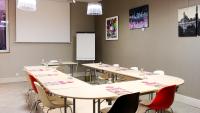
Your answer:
(101, 92), (140, 113)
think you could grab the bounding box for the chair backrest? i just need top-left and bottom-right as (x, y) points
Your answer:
(29, 74), (38, 93)
(108, 92), (140, 113)
(148, 85), (176, 110)
(153, 70), (165, 75)
(130, 67), (139, 71)
(26, 74), (33, 89)
(34, 82), (54, 108)
(113, 64), (119, 67)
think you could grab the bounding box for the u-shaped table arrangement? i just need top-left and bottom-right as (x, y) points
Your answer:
(24, 63), (184, 113)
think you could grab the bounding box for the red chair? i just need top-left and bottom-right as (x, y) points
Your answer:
(29, 74), (38, 93)
(25, 74), (38, 102)
(139, 85), (176, 113)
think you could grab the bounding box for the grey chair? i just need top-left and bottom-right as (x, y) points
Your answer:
(101, 92), (140, 113)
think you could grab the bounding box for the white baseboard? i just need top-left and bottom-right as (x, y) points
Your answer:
(175, 93), (200, 108)
(0, 76), (26, 83)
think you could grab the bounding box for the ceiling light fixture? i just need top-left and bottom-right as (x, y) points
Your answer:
(17, 0), (37, 12)
(87, 2), (102, 15)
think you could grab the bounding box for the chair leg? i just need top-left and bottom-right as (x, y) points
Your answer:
(27, 90), (35, 108)
(170, 108), (174, 113)
(30, 101), (37, 113)
(159, 109), (164, 113)
(30, 100), (40, 113)
(60, 108), (62, 113)
(25, 89), (31, 104)
(106, 99), (112, 105)
(149, 93), (153, 100)
(144, 109), (150, 113)
(47, 108), (51, 113)
(35, 100), (41, 111)
(67, 105), (73, 113)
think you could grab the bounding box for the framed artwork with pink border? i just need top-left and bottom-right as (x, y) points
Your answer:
(106, 16), (118, 40)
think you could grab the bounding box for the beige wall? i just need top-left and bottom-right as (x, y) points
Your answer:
(96, 0), (200, 99)
(0, 1), (94, 79)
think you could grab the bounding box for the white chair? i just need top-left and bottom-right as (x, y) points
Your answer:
(98, 72), (110, 81)
(98, 64), (120, 84)
(34, 82), (72, 113)
(153, 70), (165, 75)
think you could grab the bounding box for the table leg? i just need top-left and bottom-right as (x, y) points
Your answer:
(98, 99), (100, 113)
(93, 69), (97, 83)
(176, 86), (179, 92)
(90, 69), (94, 83)
(73, 98), (76, 113)
(70, 65), (73, 77)
(89, 69), (92, 83)
(84, 68), (87, 81)
(112, 74), (115, 83)
(149, 93), (153, 100)
(93, 99), (96, 113)
(72, 65), (74, 77)
(64, 97), (67, 113)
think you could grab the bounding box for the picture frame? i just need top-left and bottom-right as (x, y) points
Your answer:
(129, 5), (149, 30)
(106, 16), (118, 40)
(0, 0), (9, 52)
(178, 6), (197, 37)
(197, 5), (200, 36)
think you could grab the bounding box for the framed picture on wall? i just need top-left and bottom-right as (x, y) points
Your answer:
(129, 5), (149, 30)
(0, 0), (9, 52)
(106, 16), (118, 40)
(178, 6), (197, 37)
(197, 5), (200, 36)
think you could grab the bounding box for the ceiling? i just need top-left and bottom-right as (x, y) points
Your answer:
(40, 0), (101, 4)
(68, 0), (101, 2)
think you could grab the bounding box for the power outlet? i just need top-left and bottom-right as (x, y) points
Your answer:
(16, 73), (19, 76)
(141, 28), (145, 31)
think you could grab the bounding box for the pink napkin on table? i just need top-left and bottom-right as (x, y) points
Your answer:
(106, 86), (132, 95)
(142, 81), (164, 87)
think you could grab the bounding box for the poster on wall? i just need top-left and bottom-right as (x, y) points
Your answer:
(129, 5), (149, 30)
(197, 5), (200, 36)
(0, 0), (9, 52)
(178, 6), (197, 37)
(106, 16), (118, 40)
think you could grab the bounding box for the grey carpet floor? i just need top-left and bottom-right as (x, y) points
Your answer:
(0, 82), (29, 113)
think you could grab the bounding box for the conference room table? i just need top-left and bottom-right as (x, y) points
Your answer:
(24, 63), (184, 113)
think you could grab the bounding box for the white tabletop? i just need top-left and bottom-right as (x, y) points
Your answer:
(25, 66), (89, 91)
(61, 61), (78, 65)
(24, 65), (184, 99)
(41, 61), (77, 66)
(82, 63), (144, 78)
